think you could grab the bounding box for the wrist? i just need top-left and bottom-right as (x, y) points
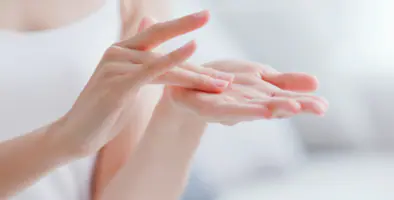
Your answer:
(44, 118), (86, 161)
(157, 93), (207, 130)
(144, 93), (208, 145)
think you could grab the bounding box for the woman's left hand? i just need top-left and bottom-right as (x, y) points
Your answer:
(163, 60), (328, 125)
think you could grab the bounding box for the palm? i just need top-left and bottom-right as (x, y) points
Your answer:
(165, 60), (328, 125)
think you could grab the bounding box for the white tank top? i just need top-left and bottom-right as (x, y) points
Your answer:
(0, 1), (122, 199)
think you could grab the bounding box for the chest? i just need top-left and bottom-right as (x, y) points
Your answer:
(0, 0), (105, 32)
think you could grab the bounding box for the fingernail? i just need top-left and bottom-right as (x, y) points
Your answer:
(212, 79), (229, 88)
(290, 101), (302, 113)
(320, 97), (329, 107)
(314, 102), (327, 115)
(215, 72), (235, 82)
(193, 10), (208, 18)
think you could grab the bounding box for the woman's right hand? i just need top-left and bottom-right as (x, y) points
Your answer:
(55, 11), (231, 157)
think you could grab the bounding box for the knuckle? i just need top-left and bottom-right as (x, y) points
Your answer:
(102, 45), (121, 60)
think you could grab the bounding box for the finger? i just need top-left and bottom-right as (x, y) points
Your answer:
(118, 10), (210, 50)
(293, 97), (327, 116)
(228, 84), (268, 100)
(109, 48), (232, 92)
(249, 98), (301, 114)
(116, 48), (159, 64)
(111, 49), (231, 92)
(103, 45), (159, 63)
(125, 52), (235, 83)
(109, 48), (234, 92)
(263, 72), (319, 92)
(138, 17), (156, 33)
(154, 68), (229, 93)
(134, 40), (197, 85)
(215, 103), (272, 119)
(179, 62), (234, 82)
(271, 90), (329, 107)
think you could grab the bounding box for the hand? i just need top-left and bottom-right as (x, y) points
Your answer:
(164, 60), (328, 125)
(136, 18), (328, 126)
(120, 10), (234, 93)
(57, 11), (232, 157)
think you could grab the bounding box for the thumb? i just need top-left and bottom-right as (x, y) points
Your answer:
(137, 17), (157, 33)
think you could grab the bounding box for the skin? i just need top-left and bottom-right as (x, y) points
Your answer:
(0, 1), (328, 199)
(98, 17), (328, 200)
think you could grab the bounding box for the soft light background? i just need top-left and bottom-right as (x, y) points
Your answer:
(163, 0), (394, 200)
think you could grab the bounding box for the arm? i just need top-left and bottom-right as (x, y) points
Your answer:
(91, 0), (175, 197)
(91, 86), (164, 199)
(1, 14), (208, 198)
(0, 120), (78, 198)
(100, 96), (207, 200)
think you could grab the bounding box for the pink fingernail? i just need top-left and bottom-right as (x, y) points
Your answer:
(212, 79), (229, 88)
(314, 103), (327, 115)
(216, 72), (235, 82)
(193, 10), (208, 18)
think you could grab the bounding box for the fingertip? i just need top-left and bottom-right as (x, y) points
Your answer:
(193, 10), (210, 19)
(320, 97), (329, 107)
(138, 17), (154, 33)
(186, 40), (197, 49)
(265, 72), (319, 92)
(298, 98), (328, 116)
(305, 74), (319, 91)
(289, 100), (302, 113)
(262, 99), (301, 114)
(315, 101), (328, 115)
(191, 10), (210, 27)
(179, 40), (197, 57)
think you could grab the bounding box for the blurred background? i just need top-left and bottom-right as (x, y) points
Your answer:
(161, 0), (394, 199)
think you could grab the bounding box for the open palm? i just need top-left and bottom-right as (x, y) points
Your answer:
(165, 60), (328, 125)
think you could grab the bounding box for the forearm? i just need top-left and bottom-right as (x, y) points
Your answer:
(100, 98), (207, 200)
(0, 120), (76, 198)
(92, 86), (164, 200)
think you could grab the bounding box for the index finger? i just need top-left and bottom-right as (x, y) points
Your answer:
(117, 10), (210, 50)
